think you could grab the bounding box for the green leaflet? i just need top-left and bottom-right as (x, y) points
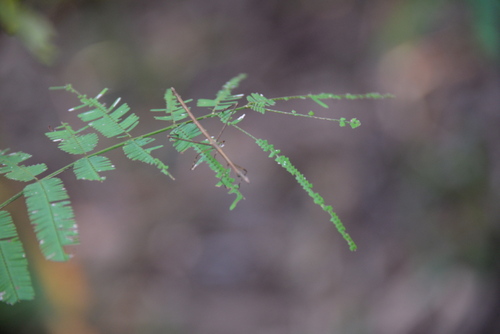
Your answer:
(151, 88), (191, 123)
(246, 93), (275, 113)
(45, 123), (98, 155)
(0, 211), (34, 304)
(24, 178), (78, 261)
(169, 123), (203, 153)
(197, 74), (246, 111)
(0, 149), (47, 182)
(78, 101), (139, 138)
(123, 138), (174, 179)
(73, 155), (115, 181)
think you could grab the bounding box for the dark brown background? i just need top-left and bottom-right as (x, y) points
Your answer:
(1, 1), (499, 333)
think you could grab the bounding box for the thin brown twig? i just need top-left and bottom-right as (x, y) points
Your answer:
(171, 88), (250, 183)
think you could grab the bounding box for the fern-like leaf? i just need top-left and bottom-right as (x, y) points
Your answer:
(45, 123), (98, 155)
(24, 178), (78, 261)
(169, 123), (203, 153)
(73, 155), (115, 181)
(151, 88), (191, 123)
(0, 149), (47, 182)
(0, 211), (34, 304)
(77, 98), (139, 138)
(123, 138), (174, 179)
(197, 74), (246, 111)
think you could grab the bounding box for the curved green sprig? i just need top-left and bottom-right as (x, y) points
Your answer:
(275, 92), (394, 102)
(240, 91), (393, 128)
(234, 126), (357, 251)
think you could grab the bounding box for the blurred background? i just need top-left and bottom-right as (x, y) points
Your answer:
(1, 0), (499, 333)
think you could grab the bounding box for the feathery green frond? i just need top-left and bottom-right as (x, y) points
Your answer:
(73, 155), (115, 181)
(51, 85), (140, 138)
(0, 149), (47, 182)
(0, 211), (34, 304)
(169, 123), (203, 153)
(191, 143), (244, 210)
(151, 88), (191, 123)
(123, 138), (174, 179)
(45, 123), (98, 155)
(24, 178), (78, 261)
(197, 74), (246, 111)
(254, 138), (357, 251)
(246, 93), (276, 113)
(78, 98), (139, 138)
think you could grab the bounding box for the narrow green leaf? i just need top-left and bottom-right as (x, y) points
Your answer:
(0, 211), (34, 304)
(310, 96), (329, 108)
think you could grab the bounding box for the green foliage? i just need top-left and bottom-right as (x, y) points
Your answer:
(0, 75), (392, 304)
(246, 93), (276, 113)
(0, 211), (34, 305)
(24, 178), (78, 261)
(238, 135), (357, 251)
(197, 73), (246, 111)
